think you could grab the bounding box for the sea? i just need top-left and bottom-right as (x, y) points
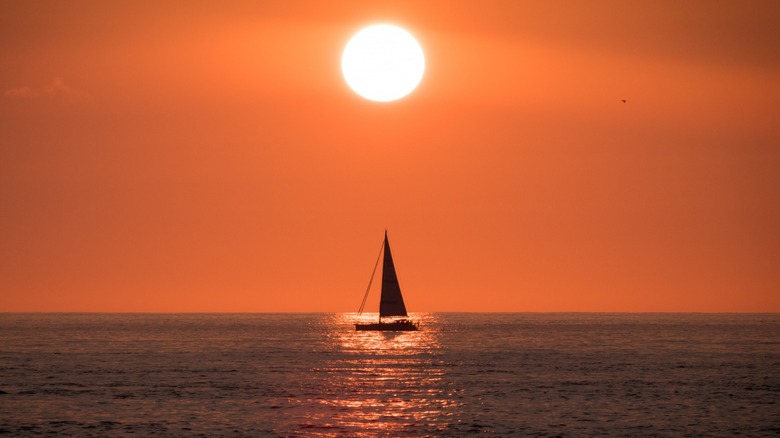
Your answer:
(0, 313), (778, 437)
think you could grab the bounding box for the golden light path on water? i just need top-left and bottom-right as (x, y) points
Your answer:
(298, 313), (459, 435)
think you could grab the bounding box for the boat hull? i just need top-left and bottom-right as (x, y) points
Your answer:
(355, 321), (418, 331)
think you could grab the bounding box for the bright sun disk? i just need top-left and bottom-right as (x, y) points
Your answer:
(341, 24), (425, 102)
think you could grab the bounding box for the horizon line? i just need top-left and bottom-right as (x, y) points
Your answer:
(1, 311), (778, 315)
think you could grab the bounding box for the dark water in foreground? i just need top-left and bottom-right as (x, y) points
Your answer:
(0, 313), (778, 436)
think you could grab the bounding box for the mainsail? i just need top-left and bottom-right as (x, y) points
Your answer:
(379, 232), (408, 318)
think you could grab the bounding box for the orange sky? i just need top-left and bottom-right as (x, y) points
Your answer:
(2, 1), (779, 312)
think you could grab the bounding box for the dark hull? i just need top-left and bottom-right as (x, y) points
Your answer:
(355, 321), (418, 331)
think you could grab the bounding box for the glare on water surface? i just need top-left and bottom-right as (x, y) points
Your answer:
(295, 313), (458, 435)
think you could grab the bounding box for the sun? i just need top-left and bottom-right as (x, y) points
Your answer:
(341, 24), (425, 102)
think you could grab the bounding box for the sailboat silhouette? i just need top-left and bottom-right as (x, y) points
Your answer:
(355, 231), (418, 331)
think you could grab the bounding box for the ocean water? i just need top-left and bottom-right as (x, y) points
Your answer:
(0, 313), (778, 436)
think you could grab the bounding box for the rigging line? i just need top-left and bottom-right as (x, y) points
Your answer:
(357, 237), (385, 315)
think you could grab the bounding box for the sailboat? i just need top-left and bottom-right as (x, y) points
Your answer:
(355, 231), (419, 331)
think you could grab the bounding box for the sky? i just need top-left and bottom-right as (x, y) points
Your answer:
(1, 0), (779, 312)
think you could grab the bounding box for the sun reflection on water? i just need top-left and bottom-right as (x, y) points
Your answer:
(297, 313), (459, 436)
